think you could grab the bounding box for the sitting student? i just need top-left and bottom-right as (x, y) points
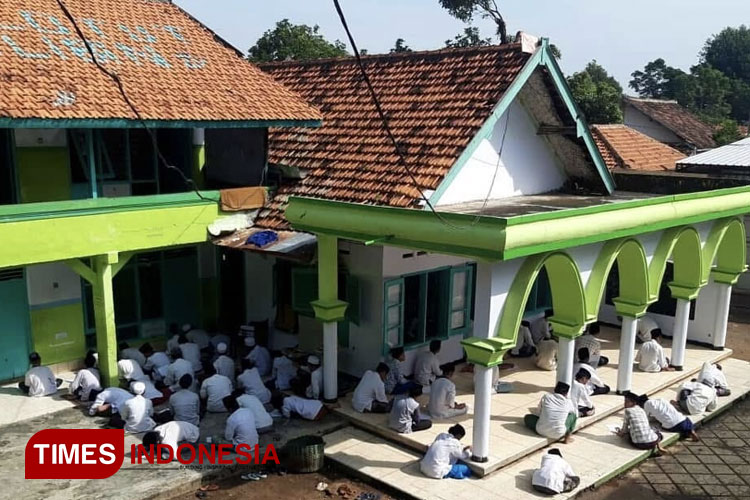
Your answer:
(200, 363), (233, 413)
(209, 333), (231, 353)
(177, 334), (202, 374)
(164, 349), (195, 392)
(617, 391), (666, 454)
(676, 379), (718, 415)
(530, 309), (554, 345)
(573, 348), (610, 395)
(570, 369), (595, 417)
(413, 340), (443, 387)
(118, 358), (149, 383)
(639, 394), (698, 441)
(531, 449), (581, 496)
(390, 386), (432, 434)
(419, 424), (472, 480)
(134, 379), (169, 406)
(271, 349), (297, 391)
(233, 389), (274, 434)
(140, 343), (170, 382)
(524, 382), (577, 443)
(119, 342), (146, 368)
(352, 363), (391, 413)
(272, 392), (327, 421)
(636, 329), (673, 373)
(306, 355), (323, 400)
(184, 324), (211, 351)
(237, 358), (272, 404)
(244, 337), (271, 378)
(637, 315), (660, 344)
(169, 374), (200, 426)
(69, 352), (101, 402)
(575, 322), (608, 366)
(698, 362), (731, 396)
(509, 321), (536, 358)
(385, 347), (417, 395)
(142, 420), (200, 461)
(212, 343), (235, 383)
(223, 396), (258, 447)
(166, 323), (181, 357)
(119, 381), (156, 433)
(535, 338), (558, 371)
(428, 363), (468, 419)
(19, 352), (61, 397)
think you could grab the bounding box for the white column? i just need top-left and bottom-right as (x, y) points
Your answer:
(557, 338), (575, 386)
(471, 365), (492, 463)
(713, 283), (732, 350)
(670, 298), (691, 370)
(323, 322), (338, 402)
(617, 316), (638, 393)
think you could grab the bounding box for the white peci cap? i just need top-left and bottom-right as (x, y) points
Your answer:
(244, 336), (256, 347)
(307, 355), (320, 366)
(131, 381), (146, 395)
(216, 342), (227, 354)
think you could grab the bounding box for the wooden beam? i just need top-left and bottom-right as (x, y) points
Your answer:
(537, 124), (578, 135)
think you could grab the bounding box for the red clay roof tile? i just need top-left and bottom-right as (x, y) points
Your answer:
(592, 124), (686, 171)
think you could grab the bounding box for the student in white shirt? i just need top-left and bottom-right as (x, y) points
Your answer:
(166, 323), (181, 357)
(244, 337), (271, 377)
(573, 348), (610, 395)
(164, 350), (195, 392)
(390, 386), (432, 434)
(676, 379), (718, 415)
(234, 389), (273, 433)
(210, 333), (231, 352)
(637, 315), (660, 344)
(119, 342), (147, 368)
(532, 449), (580, 496)
(200, 363), (233, 412)
(306, 355), (323, 400)
(428, 364), (467, 419)
(271, 349), (297, 391)
(223, 396), (258, 447)
(213, 343), (235, 383)
(89, 387), (133, 416)
(384, 347), (418, 395)
(535, 338), (558, 371)
(272, 392), (327, 421)
(120, 382), (156, 433)
(237, 358), (272, 404)
(19, 352), (60, 397)
(636, 330), (674, 373)
(698, 362), (731, 396)
(178, 334), (202, 373)
(524, 382), (577, 443)
(575, 322), (609, 366)
(184, 324), (211, 350)
(638, 394), (698, 441)
(413, 340), (443, 386)
(510, 321), (536, 358)
(142, 421), (200, 461)
(140, 343), (170, 382)
(617, 392), (666, 453)
(118, 358), (149, 383)
(420, 424), (472, 479)
(570, 369), (595, 417)
(352, 363), (391, 413)
(529, 310), (553, 345)
(69, 354), (101, 402)
(169, 374), (201, 426)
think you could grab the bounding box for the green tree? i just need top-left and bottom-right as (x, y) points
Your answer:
(391, 38), (412, 53)
(678, 65), (733, 120)
(439, 0), (508, 42)
(629, 58), (686, 99)
(445, 27), (493, 48)
(702, 25), (750, 82)
(248, 19), (348, 63)
(713, 119), (743, 146)
(567, 61), (623, 124)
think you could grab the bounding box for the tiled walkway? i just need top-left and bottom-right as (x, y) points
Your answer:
(334, 326), (732, 475)
(325, 356), (750, 500)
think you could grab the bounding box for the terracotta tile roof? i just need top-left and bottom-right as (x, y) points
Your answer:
(591, 124), (686, 171)
(256, 44), (533, 229)
(0, 0), (320, 124)
(623, 97), (716, 150)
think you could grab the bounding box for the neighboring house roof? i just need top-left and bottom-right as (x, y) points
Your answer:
(623, 97), (716, 151)
(0, 0), (320, 127)
(257, 42), (613, 229)
(592, 124), (686, 171)
(677, 137), (750, 169)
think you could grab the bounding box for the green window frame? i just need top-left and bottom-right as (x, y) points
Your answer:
(449, 265), (473, 337)
(383, 278), (405, 353)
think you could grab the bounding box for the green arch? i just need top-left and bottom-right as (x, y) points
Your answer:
(585, 238), (650, 320)
(702, 218), (747, 285)
(497, 252), (587, 345)
(648, 226), (704, 301)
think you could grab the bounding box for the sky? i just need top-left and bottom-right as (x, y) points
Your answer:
(174, 0), (750, 90)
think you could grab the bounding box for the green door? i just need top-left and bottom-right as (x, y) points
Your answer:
(0, 268), (31, 380)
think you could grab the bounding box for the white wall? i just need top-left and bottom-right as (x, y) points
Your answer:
(434, 102), (567, 206)
(26, 263), (81, 307)
(623, 105), (682, 146)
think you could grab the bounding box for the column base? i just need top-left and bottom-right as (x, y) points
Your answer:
(670, 365), (683, 371)
(323, 398), (338, 404)
(471, 455), (488, 463)
(616, 390), (626, 396)
(712, 346), (725, 351)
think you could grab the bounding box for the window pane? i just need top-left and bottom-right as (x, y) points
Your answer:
(387, 328), (400, 348)
(98, 130), (128, 181)
(113, 267), (138, 324)
(426, 270), (449, 339)
(386, 283), (401, 306)
(452, 271), (467, 310)
(138, 263), (163, 320)
(130, 129), (155, 181)
(451, 311), (465, 330)
(403, 274), (423, 345)
(387, 306), (401, 328)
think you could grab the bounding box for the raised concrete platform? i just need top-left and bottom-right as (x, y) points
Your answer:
(0, 370), (79, 426)
(333, 326), (733, 476)
(325, 356), (750, 500)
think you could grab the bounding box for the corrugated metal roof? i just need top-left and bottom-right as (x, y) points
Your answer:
(677, 137), (750, 168)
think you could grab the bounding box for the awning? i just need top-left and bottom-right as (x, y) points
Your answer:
(211, 227), (316, 262)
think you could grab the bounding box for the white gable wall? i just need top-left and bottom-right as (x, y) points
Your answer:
(434, 101), (568, 206)
(623, 105), (683, 146)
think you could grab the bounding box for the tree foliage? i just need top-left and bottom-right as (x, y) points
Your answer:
(714, 119), (743, 146)
(702, 25), (750, 82)
(445, 27), (493, 48)
(391, 38), (412, 53)
(438, 0), (508, 43)
(248, 19), (348, 63)
(567, 61), (623, 124)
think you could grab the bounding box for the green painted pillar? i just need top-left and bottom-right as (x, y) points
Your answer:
(92, 252), (119, 387)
